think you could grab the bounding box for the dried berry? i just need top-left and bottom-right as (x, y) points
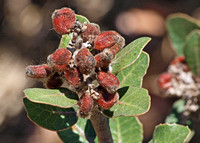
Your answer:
(158, 73), (173, 90)
(75, 48), (96, 74)
(78, 93), (94, 118)
(45, 73), (63, 89)
(52, 7), (76, 35)
(47, 49), (72, 72)
(97, 88), (119, 109)
(64, 67), (82, 88)
(95, 48), (115, 69)
(94, 31), (124, 51)
(97, 71), (119, 94)
(26, 64), (51, 78)
(81, 23), (101, 43)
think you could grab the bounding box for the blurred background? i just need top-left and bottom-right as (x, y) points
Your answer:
(0, 0), (200, 142)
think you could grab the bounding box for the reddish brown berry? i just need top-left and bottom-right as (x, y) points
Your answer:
(26, 64), (51, 78)
(75, 48), (96, 74)
(52, 7), (76, 35)
(45, 73), (63, 89)
(95, 49), (115, 69)
(109, 44), (121, 55)
(94, 31), (124, 51)
(81, 23), (101, 42)
(47, 49), (72, 72)
(171, 56), (185, 65)
(64, 67), (82, 88)
(97, 71), (119, 94)
(110, 34), (125, 55)
(78, 93), (94, 118)
(158, 73), (173, 90)
(97, 89), (119, 109)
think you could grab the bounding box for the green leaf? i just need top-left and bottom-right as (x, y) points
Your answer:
(167, 13), (200, 55)
(23, 98), (78, 131)
(76, 14), (90, 24)
(24, 88), (78, 108)
(151, 123), (191, 143)
(165, 100), (194, 143)
(165, 99), (186, 124)
(57, 119), (96, 143)
(59, 33), (73, 49)
(110, 116), (143, 143)
(184, 30), (200, 76)
(149, 140), (153, 143)
(111, 37), (151, 75)
(103, 86), (150, 118)
(117, 51), (149, 88)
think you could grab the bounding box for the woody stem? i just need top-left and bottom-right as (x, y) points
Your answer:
(90, 107), (113, 143)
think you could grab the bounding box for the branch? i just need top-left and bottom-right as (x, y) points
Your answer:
(90, 107), (113, 143)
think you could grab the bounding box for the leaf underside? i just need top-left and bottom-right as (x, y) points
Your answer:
(24, 88), (78, 108)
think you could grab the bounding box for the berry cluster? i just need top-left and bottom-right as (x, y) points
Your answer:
(26, 8), (125, 118)
(158, 56), (200, 114)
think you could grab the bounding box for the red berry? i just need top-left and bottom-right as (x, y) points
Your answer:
(81, 23), (101, 42)
(110, 44), (121, 55)
(47, 49), (72, 72)
(45, 73), (63, 89)
(94, 31), (124, 51)
(171, 56), (185, 65)
(64, 67), (82, 88)
(158, 73), (173, 90)
(110, 34), (125, 55)
(95, 49), (115, 69)
(52, 7), (76, 35)
(78, 93), (94, 118)
(75, 48), (96, 74)
(26, 64), (51, 78)
(97, 71), (119, 94)
(97, 89), (119, 109)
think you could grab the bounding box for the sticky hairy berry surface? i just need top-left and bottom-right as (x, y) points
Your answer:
(81, 23), (100, 42)
(75, 48), (96, 74)
(94, 31), (120, 51)
(97, 71), (119, 94)
(48, 49), (72, 72)
(26, 64), (51, 78)
(64, 67), (82, 88)
(110, 44), (121, 55)
(52, 8), (76, 35)
(97, 89), (119, 109)
(78, 93), (94, 118)
(95, 49), (114, 69)
(26, 7), (126, 119)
